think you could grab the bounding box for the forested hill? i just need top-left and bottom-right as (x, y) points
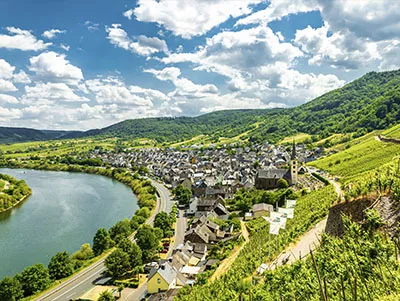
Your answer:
(0, 127), (79, 144)
(1, 69), (400, 144)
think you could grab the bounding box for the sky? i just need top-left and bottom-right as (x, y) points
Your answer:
(0, 0), (399, 130)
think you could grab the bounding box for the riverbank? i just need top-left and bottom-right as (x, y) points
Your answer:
(0, 173), (32, 213)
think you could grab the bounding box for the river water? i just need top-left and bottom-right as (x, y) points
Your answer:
(0, 168), (138, 279)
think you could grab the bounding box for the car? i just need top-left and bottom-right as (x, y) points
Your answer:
(161, 249), (168, 253)
(163, 242), (170, 247)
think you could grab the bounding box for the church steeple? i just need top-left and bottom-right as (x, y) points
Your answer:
(291, 139), (296, 160)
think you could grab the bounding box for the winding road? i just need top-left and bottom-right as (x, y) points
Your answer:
(35, 178), (171, 301)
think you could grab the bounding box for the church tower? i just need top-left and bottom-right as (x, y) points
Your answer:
(290, 140), (298, 185)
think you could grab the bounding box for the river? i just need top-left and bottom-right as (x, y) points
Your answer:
(0, 168), (138, 279)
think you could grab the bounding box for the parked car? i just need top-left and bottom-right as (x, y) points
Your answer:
(161, 249), (168, 253)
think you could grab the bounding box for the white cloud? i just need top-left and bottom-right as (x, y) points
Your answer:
(236, 0), (318, 26)
(42, 29), (66, 39)
(0, 107), (22, 120)
(318, 0), (400, 42)
(86, 77), (154, 106)
(21, 82), (89, 105)
(0, 27), (51, 51)
(0, 93), (18, 104)
(0, 79), (18, 92)
(106, 24), (168, 56)
(84, 21), (100, 31)
(60, 44), (70, 51)
(29, 51), (84, 85)
(13, 71), (31, 84)
(145, 67), (218, 96)
(129, 0), (263, 39)
(0, 59), (15, 79)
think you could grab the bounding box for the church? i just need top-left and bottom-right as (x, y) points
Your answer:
(255, 142), (298, 189)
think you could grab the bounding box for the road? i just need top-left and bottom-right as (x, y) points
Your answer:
(36, 178), (168, 301)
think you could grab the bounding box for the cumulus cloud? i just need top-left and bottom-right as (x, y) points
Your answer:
(42, 29), (66, 39)
(0, 107), (22, 121)
(0, 27), (51, 51)
(0, 79), (18, 92)
(294, 23), (381, 70)
(13, 71), (31, 84)
(29, 51), (84, 85)
(0, 59), (15, 79)
(86, 76), (155, 106)
(106, 24), (168, 56)
(0, 93), (18, 104)
(128, 0), (263, 39)
(21, 82), (89, 105)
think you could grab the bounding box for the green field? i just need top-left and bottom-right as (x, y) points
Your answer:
(309, 128), (400, 183)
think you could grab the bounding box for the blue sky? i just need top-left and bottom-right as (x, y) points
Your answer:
(0, 0), (399, 130)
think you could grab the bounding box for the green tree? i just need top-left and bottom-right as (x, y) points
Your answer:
(154, 211), (173, 237)
(277, 178), (289, 189)
(109, 219), (131, 243)
(19, 264), (51, 296)
(117, 284), (124, 298)
(48, 251), (74, 280)
(93, 228), (113, 256)
(172, 184), (192, 206)
(97, 290), (114, 301)
(135, 225), (160, 260)
(130, 243), (143, 268)
(72, 243), (94, 261)
(0, 277), (24, 301)
(105, 248), (131, 278)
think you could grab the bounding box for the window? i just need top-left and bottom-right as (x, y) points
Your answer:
(157, 278), (161, 284)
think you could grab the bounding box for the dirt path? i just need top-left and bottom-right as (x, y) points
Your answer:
(210, 221), (249, 281)
(267, 176), (344, 271)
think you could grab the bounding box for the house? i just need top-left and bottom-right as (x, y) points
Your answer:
(148, 262), (177, 294)
(185, 224), (216, 245)
(252, 203), (274, 217)
(255, 142), (298, 189)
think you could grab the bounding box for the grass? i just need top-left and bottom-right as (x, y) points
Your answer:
(279, 133), (311, 144)
(309, 128), (400, 183)
(382, 123), (400, 139)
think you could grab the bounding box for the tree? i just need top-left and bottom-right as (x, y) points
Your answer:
(154, 211), (173, 237)
(105, 248), (131, 278)
(130, 243), (143, 268)
(19, 264), (51, 296)
(48, 251), (74, 280)
(172, 184), (192, 206)
(109, 219), (132, 243)
(98, 290), (114, 301)
(277, 178), (289, 189)
(0, 277), (23, 301)
(93, 228), (113, 256)
(72, 243), (94, 261)
(135, 225), (160, 260)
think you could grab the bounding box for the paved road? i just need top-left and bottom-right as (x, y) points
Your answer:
(36, 178), (168, 301)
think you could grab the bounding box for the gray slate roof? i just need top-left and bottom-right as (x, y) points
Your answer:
(148, 262), (176, 285)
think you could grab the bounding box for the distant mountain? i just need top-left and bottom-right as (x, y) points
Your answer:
(1, 69), (400, 144)
(0, 127), (80, 144)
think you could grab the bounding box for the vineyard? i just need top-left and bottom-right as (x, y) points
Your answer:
(310, 129), (400, 183)
(176, 185), (338, 300)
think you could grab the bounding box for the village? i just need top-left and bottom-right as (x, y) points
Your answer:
(87, 142), (324, 300)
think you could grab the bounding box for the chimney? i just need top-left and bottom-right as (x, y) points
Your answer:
(161, 264), (166, 270)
